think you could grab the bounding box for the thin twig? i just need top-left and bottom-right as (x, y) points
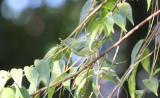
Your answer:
(66, 52), (72, 69)
(53, 85), (63, 95)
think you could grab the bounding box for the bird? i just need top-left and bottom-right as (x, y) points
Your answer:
(64, 37), (109, 57)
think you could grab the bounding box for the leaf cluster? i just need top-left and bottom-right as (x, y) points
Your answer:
(0, 0), (160, 98)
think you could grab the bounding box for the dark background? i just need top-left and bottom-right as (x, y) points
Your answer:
(0, 0), (85, 70)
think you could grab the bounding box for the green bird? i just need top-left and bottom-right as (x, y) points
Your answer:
(64, 37), (109, 57)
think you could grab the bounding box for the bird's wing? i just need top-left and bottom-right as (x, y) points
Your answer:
(72, 41), (87, 51)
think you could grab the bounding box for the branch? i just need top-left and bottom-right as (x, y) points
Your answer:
(30, 9), (160, 97)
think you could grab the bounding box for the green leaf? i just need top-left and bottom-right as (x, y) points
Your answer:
(92, 78), (98, 96)
(103, 15), (114, 35)
(28, 80), (41, 95)
(10, 68), (23, 88)
(140, 48), (150, 74)
(79, 0), (95, 23)
(153, 68), (160, 75)
(62, 73), (70, 91)
(101, 67), (118, 79)
(136, 90), (144, 98)
(103, 3), (115, 10)
(69, 66), (78, 75)
(102, 73), (117, 84)
(131, 39), (144, 64)
(147, 0), (151, 11)
(87, 13), (98, 31)
(76, 78), (86, 96)
(88, 18), (100, 33)
(75, 69), (87, 86)
(34, 59), (50, 88)
(44, 46), (58, 59)
(105, 57), (126, 65)
(117, 2), (134, 25)
(1, 87), (16, 98)
(100, 9), (109, 18)
(24, 66), (39, 92)
(0, 70), (9, 93)
(14, 84), (29, 98)
(64, 48), (72, 62)
(113, 13), (126, 31)
(128, 39), (143, 98)
(88, 24), (102, 51)
(48, 86), (56, 98)
(20, 86), (30, 98)
(60, 59), (66, 73)
(51, 60), (62, 81)
(128, 63), (139, 98)
(143, 78), (159, 96)
(103, 0), (117, 10)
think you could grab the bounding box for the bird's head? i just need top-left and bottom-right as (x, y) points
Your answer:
(64, 38), (77, 47)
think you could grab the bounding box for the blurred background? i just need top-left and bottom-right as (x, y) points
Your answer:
(0, 0), (85, 70)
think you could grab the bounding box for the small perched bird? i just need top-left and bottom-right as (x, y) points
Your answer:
(64, 37), (109, 57)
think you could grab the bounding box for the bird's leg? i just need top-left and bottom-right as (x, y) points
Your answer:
(84, 56), (90, 67)
(99, 49), (102, 55)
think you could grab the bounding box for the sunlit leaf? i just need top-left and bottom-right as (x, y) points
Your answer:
(140, 48), (150, 74)
(1, 87), (16, 98)
(136, 90), (144, 98)
(117, 2), (134, 25)
(11, 68), (23, 88)
(102, 73), (117, 84)
(43, 46), (58, 59)
(14, 84), (30, 98)
(89, 18), (100, 32)
(106, 59), (127, 65)
(101, 66), (116, 73)
(103, 15), (114, 36)
(76, 78), (86, 96)
(88, 24), (102, 51)
(113, 13), (126, 31)
(0, 70), (9, 93)
(102, 67), (118, 80)
(75, 67), (88, 87)
(35, 59), (50, 88)
(103, 0), (117, 10)
(79, 0), (95, 23)
(100, 10), (109, 18)
(143, 78), (159, 96)
(62, 73), (70, 91)
(147, 0), (151, 11)
(103, 3), (115, 10)
(153, 68), (160, 75)
(24, 66), (39, 92)
(75, 71), (86, 86)
(69, 66), (79, 75)
(51, 60), (61, 81)
(87, 13), (98, 31)
(48, 86), (56, 98)
(28, 83), (35, 95)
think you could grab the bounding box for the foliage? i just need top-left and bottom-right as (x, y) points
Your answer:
(0, 0), (160, 98)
